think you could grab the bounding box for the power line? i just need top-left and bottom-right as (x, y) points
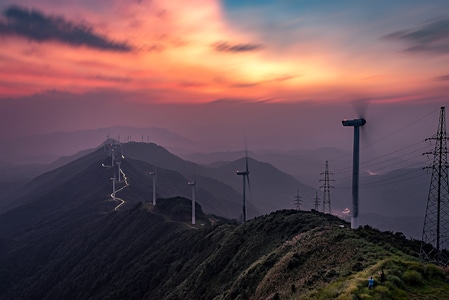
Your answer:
(330, 108), (439, 174)
(335, 169), (428, 190)
(332, 140), (428, 176)
(334, 159), (427, 183)
(360, 108), (438, 150)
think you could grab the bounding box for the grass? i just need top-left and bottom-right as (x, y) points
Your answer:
(310, 257), (449, 300)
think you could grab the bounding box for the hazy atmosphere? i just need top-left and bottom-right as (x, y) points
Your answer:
(1, 1), (449, 299)
(0, 0), (447, 153)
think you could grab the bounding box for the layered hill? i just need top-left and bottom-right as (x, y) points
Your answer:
(121, 142), (316, 217)
(0, 199), (447, 300)
(3, 139), (315, 236)
(0, 146), (244, 237)
(184, 148), (432, 240)
(0, 141), (448, 299)
(0, 140), (432, 240)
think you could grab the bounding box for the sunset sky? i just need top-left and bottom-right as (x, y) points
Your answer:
(0, 0), (448, 153)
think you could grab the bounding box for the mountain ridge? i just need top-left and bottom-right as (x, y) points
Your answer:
(1, 201), (447, 300)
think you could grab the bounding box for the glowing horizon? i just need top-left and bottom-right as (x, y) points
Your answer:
(0, 1), (448, 104)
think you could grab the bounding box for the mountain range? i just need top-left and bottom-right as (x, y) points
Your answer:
(0, 139), (448, 299)
(0, 126), (434, 240)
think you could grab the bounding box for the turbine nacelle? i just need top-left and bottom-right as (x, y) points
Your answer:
(342, 118), (366, 127)
(236, 170), (249, 176)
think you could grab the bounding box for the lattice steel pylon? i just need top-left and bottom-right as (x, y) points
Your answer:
(294, 189), (302, 210)
(320, 161), (334, 214)
(420, 107), (449, 266)
(314, 190), (320, 211)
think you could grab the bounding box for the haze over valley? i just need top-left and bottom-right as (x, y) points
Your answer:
(1, 0), (449, 298)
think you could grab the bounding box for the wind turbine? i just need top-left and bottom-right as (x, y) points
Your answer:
(149, 170), (156, 206)
(188, 181), (196, 225)
(116, 152), (124, 182)
(236, 150), (251, 222)
(342, 116), (366, 229)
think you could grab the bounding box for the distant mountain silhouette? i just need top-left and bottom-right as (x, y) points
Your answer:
(184, 147), (351, 187)
(121, 142), (316, 218)
(185, 148), (431, 239)
(210, 157), (316, 216)
(0, 139), (432, 239)
(0, 126), (195, 164)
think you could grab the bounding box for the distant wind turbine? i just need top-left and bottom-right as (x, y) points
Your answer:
(236, 149), (251, 222)
(111, 174), (116, 201)
(149, 170), (157, 206)
(188, 181), (196, 225)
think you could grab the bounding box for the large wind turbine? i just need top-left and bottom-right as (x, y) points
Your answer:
(188, 181), (196, 225)
(236, 151), (251, 222)
(342, 117), (366, 229)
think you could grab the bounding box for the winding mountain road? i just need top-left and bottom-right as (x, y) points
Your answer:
(110, 168), (129, 211)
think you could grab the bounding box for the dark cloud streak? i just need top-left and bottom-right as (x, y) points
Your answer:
(213, 41), (264, 53)
(434, 74), (449, 81)
(0, 5), (132, 52)
(384, 19), (449, 54)
(230, 75), (297, 88)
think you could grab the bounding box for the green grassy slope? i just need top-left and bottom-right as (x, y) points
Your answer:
(1, 200), (448, 300)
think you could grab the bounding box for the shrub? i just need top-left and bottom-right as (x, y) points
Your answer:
(385, 275), (403, 288)
(424, 264), (446, 281)
(325, 269), (339, 280)
(356, 293), (372, 300)
(402, 270), (423, 286)
(352, 262), (364, 272)
(287, 253), (303, 270)
(374, 285), (390, 297)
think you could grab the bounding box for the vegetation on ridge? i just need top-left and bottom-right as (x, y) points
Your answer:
(1, 198), (448, 300)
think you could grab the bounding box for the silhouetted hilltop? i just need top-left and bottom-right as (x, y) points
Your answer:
(122, 142), (316, 217)
(0, 203), (447, 300)
(152, 196), (209, 224)
(0, 145), (246, 237)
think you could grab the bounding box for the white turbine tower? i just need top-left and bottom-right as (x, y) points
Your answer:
(111, 175), (116, 201)
(236, 150), (251, 222)
(117, 155), (124, 182)
(342, 117), (366, 229)
(117, 144), (124, 182)
(150, 170), (156, 206)
(188, 181), (196, 225)
(111, 146), (115, 168)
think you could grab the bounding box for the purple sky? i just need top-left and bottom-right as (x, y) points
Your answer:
(0, 0), (447, 155)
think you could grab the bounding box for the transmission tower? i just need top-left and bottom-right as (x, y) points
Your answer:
(420, 107), (449, 266)
(320, 161), (334, 214)
(294, 189), (302, 210)
(314, 190), (320, 211)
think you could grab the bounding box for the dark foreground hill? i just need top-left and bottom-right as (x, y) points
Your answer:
(1, 198), (448, 300)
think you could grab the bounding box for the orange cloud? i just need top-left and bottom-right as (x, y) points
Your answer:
(0, 1), (448, 105)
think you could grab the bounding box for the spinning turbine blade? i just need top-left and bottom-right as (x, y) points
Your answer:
(352, 98), (371, 144)
(352, 97), (370, 120)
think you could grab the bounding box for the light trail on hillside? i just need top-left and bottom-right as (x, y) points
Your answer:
(110, 168), (129, 211)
